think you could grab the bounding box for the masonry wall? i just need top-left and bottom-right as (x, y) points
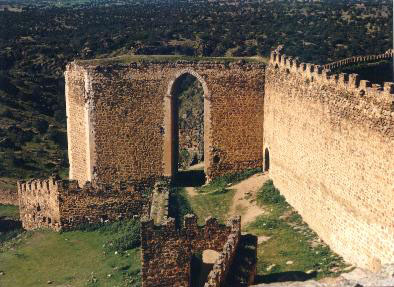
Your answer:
(323, 49), (393, 70)
(0, 188), (18, 205)
(65, 60), (265, 184)
(204, 228), (241, 287)
(264, 53), (394, 270)
(58, 181), (151, 230)
(65, 64), (89, 185)
(18, 178), (62, 230)
(18, 178), (152, 231)
(140, 214), (241, 287)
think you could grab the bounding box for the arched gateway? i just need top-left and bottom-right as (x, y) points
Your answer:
(65, 56), (265, 186)
(163, 69), (210, 177)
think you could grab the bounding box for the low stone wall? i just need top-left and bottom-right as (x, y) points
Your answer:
(58, 181), (151, 230)
(322, 49), (393, 70)
(204, 229), (241, 287)
(0, 188), (18, 205)
(140, 214), (241, 287)
(18, 178), (61, 230)
(18, 177), (152, 231)
(149, 179), (170, 224)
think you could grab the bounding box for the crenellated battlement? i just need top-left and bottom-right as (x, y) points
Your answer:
(141, 214), (240, 235)
(204, 231), (240, 287)
(17, 177), (60, 194)
(18, 176), (153, 231)
(322, 49), (394, 70)
(141, 214), (241, 287)
(269, 50), (394, 107)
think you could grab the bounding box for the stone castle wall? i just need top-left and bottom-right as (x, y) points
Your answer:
(18, 178), (152, 231)
(204, 227), (241, 287)
(264, 52), (394, 269)
(140, 214), (241, 287)
(65, 65), (90, 184)
(322, 49), (393, 70)
(18, 178), (62, 230)
(65, 59), (265, 185)
(0, 188), (18, 205)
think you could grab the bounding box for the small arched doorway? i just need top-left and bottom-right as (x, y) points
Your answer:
(264, 147), (270, 172)
(163, 70), (210, 182)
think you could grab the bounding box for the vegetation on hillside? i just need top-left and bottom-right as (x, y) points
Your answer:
(0, 0), (392, 188)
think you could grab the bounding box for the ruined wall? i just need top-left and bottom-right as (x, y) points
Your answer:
(204, 228), (241, 287)
(65, 64), (89, 185)
(18, 178), (62, 230)
(58, 181), (151, 230)
(0, 188), (18, 205)
(18, 178), (152, 231)
(65, 59), (265, 184)
(264, 52), (394, 270)
(140, 214), (241, 287)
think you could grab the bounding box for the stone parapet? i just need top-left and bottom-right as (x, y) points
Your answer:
(140, 214), (241, 287)
(269, 51), (394, 118)
(322, 49), (394, 70)
(204, 216), (241, 287)
(17, 177), (153, 231)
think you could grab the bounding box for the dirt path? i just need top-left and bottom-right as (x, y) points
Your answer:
(185, 171), (270, 227)
(186, 186), (199, 197)
(229, 172), (270, 226)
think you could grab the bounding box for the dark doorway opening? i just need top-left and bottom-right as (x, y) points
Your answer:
(264, 148), (270, 172)
(190, 250), (219, 287)
(171, 73), (206, 182)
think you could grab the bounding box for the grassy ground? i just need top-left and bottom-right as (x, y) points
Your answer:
(188, 188), (236, 225)
(246, 180), (352, 283)
(0, 204), (19, 219)
(170, 169), (261, 225)
(0, 221), (141, 287)
(171, 172), (352, 284)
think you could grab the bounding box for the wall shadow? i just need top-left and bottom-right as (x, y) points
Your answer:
(173, 170), (206, 187)
(190, 253), (214, 287)
(0, 217), (22, 233)
(225, 234), (258, 287)
(254, 271), (318, 284)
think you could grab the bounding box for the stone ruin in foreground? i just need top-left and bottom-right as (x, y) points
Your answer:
(15, 49), (394, 285)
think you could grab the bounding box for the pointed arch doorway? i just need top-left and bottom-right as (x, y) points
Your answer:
(163, 69), (211, 183)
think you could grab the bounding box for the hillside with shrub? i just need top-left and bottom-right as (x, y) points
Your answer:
(0, 0), (392, 189)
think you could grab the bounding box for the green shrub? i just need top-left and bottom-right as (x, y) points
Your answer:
(179, 148), (191, 169)
(248, 216), (283, 230)
(33, 119), (49, 134)
(256, 180), (286, 206)
(102, 219), (141, 252)
(198, 168), (261, 193)
(74, 219), (141, 252)
(48, 129), (67, 148)
(168, 187), (193, 227)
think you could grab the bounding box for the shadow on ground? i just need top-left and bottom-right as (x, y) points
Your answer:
(0, 216), (23, 243)
(173, 170), (206, 187)
(225, 234), (258, 287)
(0, 217), (21, 233)
(254, 271), (318, 284)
